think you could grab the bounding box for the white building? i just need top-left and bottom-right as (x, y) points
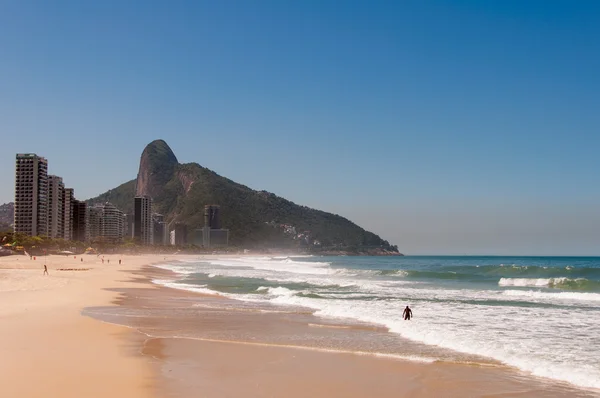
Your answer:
(14, 153), (48, 236)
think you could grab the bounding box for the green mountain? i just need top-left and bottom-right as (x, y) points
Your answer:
(88, 140), (400, 253)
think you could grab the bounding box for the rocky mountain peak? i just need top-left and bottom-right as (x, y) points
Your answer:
(135, 139), (179, 198)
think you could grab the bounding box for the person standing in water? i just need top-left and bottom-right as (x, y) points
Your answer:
(403, 305), (412, 320)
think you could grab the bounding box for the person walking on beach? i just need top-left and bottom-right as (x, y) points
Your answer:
(403, 305), (412, 320)
(119, 259), (122, 265)
(43, 264), (48, 276)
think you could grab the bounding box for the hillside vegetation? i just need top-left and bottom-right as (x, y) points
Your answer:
(89, 140), (399, 253)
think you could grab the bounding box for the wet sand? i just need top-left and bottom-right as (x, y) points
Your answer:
(85, 264), (598, 398)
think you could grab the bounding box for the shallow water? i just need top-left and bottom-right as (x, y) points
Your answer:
(152, 255), (600, 391)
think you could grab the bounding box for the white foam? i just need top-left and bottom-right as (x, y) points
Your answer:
(502, 289), (600, 302)
(151, 256), (600, 390)
(498, 278), (560, 287)
(153, 279), (226, 297)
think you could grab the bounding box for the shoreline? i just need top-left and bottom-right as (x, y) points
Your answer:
(87, 260), (597, 397)
(2, 253), (597, 397)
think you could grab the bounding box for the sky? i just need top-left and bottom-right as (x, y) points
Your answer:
(1, 0), (599, 255)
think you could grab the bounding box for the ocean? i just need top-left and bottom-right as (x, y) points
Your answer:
(154, 255), (600, 391)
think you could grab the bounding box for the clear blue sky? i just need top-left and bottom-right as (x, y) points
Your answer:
(1, 1), (599, 255)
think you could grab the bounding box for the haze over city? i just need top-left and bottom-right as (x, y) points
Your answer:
(1, 1), (599, 255)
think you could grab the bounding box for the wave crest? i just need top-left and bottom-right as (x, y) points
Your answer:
(499, 277), (600, 291)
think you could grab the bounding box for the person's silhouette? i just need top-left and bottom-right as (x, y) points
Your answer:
(43, 264), (48, 276)
(403, 305), (412, 320)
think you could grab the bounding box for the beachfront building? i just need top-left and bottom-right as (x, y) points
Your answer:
(102, 202), (124, 242)
(71, 199), (87, 242)
(152, 213), (168, 245)
(204, 205), (221, 229)
(87, 202), (125, 243)
(124, 213), (134, 239)
(14, 153), (49, 236)
(172, 222), (188, 245)
(62, 188), (74, 240)
(195, 205), (229, 248)
(88, 206), (103, 241)
(47, 175), (65, 239)
(133, 196), (153, 245)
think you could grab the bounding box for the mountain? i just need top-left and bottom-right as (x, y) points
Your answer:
(88, 140), (400, 253)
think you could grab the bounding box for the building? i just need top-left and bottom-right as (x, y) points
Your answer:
(88, 206), (103, 241)
(196, 227), (229, 248)
(204, 205), (221, 229)
(87, 202), (125, 243)
(133, 196), (153, 245)
(173, 222), (188, 246)
(152, 213), (167, 245)
(102, 202), (124, 242)
(47, 175), (65, 238)
(71, 199), (87, 242)
(124, 213), (134, 239)
(14, 153), (48, 236)
(62, 188), (74, 240)
(197, 205), (229, 248)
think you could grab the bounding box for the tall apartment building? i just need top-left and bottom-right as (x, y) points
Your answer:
(152, 213), (167, 245)
(204, 205), (221, 229)
(197, 205), (228, 248)
(47, 175), (65, 238)
(71, 199), (87, 242)
(14, 153), (48, 236)
(124, 213), (134, 239)
(88, 206), (104, 241)
(62, 188), (74, 240)
(102, 202), (124, 242)
(133, 196), (153, 245)
(87, 203), (124, 243)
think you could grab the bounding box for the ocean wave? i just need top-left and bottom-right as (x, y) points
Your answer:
(204, 258), (333, 275)
(502, 289), (600, 302)
(153, 279), (227, 297)
(499, 277), (600, 291)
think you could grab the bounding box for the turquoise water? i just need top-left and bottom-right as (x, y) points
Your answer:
(156, 255), (600, 391)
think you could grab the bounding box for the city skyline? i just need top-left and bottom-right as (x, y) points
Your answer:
(2, 1), (600, 255)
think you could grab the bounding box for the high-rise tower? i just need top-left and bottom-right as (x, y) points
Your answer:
(14, 154), (48, 236)
(133, 196), (153, 245)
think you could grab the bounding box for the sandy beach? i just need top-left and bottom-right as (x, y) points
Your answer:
(0, 253), (157, 398)
(1, 253), (597, 398)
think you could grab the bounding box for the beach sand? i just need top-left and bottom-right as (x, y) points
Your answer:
(1, 253), (596, 397)
(0, 253), (157, 398)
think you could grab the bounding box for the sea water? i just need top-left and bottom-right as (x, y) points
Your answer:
(154, 255), (600, 390)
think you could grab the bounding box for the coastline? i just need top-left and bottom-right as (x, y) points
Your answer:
(87, 259), (597, 397)
(2, 253), (597, 397)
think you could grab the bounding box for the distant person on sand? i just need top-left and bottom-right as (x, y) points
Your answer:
(119, 259), (122, 265)
(403, 306), (412, 321)
(43, 264), (48, 276)
(107, 259), (110, 264)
